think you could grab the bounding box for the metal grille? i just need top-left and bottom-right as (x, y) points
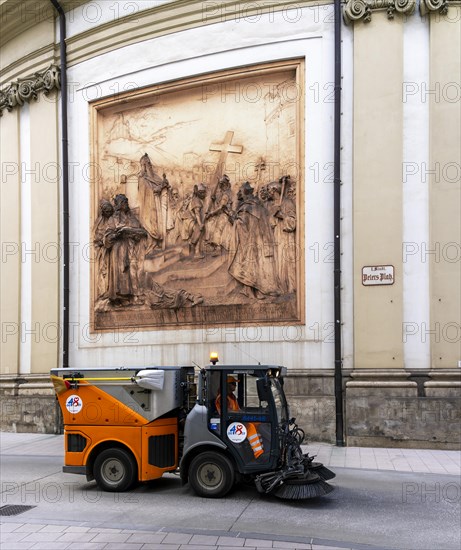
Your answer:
(148, 434), (176, 468)
(0, 505), (36, 517)
(67, 433), (87, 452)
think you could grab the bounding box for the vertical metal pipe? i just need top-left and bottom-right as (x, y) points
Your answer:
(334, 0), (344, 446)
(49, 0), (69, 368)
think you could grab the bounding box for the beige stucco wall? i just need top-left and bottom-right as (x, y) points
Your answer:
(2, 4), (460, 379)
(346, 6), (460, 448)
(0, 19), (55, 82)
(0, 110), (21, 375)
(429, 8), (461, 369)
(352, 13), (404, 370)
(29, 96), (60, 374)
(352, 7), (460, 372)
(0, 99), (60, 376)
(0, 2), (61, 376)
(2, 3), (459, 378)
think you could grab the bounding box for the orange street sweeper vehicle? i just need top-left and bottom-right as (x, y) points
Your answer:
(50, 361), (335, 499)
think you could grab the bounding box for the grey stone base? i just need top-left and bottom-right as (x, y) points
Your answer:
(345, 369), (461, 450)
(0, 375), (62, 434)
(1, 370), (460, 449)
(283, 369), (337, 443)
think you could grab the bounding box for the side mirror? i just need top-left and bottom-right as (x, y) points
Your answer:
(256, 378), (271, 403)
(197, 370), (207, 405)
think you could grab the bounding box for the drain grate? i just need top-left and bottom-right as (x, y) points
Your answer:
(0, 505), (36, 517)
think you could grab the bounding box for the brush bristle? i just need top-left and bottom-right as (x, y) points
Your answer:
(274, 478), (334, 500)
(308, 462), (336, 481)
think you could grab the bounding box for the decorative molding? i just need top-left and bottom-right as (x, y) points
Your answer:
(420, 0), (461, 15)
(65, 0), (331, 68)
(0, 64), (60, 116)
(0, 0), (88, 49)
(343, 0), (416, 24)
(0, 44), (56, 87)
(421, 0), (449, 14)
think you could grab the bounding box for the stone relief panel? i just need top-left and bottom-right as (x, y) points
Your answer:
(91, 62), (304, 331)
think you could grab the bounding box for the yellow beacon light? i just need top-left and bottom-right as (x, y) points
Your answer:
(210, 352), (219, 365)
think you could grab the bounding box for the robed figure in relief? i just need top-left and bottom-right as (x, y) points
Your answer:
(205, 174), (233, 255)
(268, 178), (297, 293)
(107, 194), (147, 305)
(93, 199), (117, 301)
(138, 153), (170, 254)
(228, 182), (280, 298)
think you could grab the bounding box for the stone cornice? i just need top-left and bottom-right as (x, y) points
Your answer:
(1, 0), (333, 73)
(0, 0), (88, 48)
(343, 0), (416, 24)
(0, 64), (60, 116)
(65, 0), (333, 68)
(420, 0), (461, 15)
(0, 44), (57, 87)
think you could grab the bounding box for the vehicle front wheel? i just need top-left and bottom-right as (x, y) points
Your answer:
(189, 451), (235, 498)
(93, 448), (137, 492)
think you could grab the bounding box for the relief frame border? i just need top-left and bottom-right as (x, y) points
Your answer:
(88, 58), (306, 333)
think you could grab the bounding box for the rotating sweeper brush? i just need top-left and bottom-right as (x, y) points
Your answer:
(274, 472), (334, 500)
(255, 419), (335, 499)
(304, 457), (336, 482)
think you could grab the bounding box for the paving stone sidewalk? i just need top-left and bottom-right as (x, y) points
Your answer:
(0, 519), (386, 550)
(305, 442), (461, 475)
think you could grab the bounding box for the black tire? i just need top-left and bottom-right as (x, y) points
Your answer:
(93, 448), (137, 492)
(188, 451), (235, 498)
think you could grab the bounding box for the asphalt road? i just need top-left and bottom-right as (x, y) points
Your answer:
(1, 434), (460, 550)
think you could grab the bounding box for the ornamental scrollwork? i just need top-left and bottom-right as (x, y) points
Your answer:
(0, 64), (60, 116)
(343, 0), (416, 24)
(420, 0), (460, 15)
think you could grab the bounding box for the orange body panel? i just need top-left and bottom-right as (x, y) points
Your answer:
(58, 383), (179, 482)
(64, 425), (142, 467)
(65, 418), (178, 481)
(57, 382), (147, 426)
(141, 419), (178, 481)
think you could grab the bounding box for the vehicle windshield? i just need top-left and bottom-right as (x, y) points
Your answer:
(269, 377), (289, 424)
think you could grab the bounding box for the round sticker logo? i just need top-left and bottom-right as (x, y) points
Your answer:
(227, 422), (247, 443)
(65, 395), (83, 414)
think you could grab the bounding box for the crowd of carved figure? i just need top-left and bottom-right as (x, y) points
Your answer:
(93, 153), (296, 309)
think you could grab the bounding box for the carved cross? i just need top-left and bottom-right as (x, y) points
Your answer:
(255, 157), (266, 182)
(209, 131), (243, 179)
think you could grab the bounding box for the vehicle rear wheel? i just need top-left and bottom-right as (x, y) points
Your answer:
(189, 451), (235, 498)
(93, 448), (137, 492)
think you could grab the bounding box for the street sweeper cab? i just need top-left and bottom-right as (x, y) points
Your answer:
(50, 359), (335, 499)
